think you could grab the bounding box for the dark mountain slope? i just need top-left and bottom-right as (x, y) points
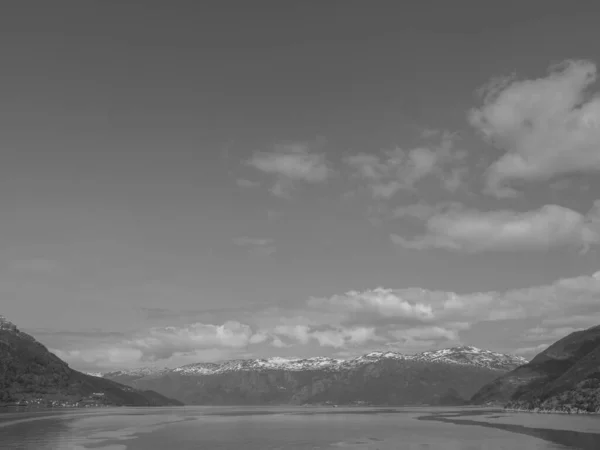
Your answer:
(0, 316), (182, 407)
(471, 325), (600, 413)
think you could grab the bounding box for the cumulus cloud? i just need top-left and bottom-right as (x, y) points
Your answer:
(391, 200), (600, 253)
(55, 271), (600, 371)
(248, 142), (330, 198)
(304, 272), (600, 356)
(308, 287), (517, 328)
(344, 132), (467, 198)
(54, 321), (264, 369)
(272, 324), (383, 348)
(129, 321), (255, 361)
(469, 59), (600, 197)
(312, 272), (600, 331)
(308, 288), (435, 323)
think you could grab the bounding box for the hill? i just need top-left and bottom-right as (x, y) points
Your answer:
(0, 316), (182, 407)
(102, 346), (527, 406)
(471, 325), (600, 413)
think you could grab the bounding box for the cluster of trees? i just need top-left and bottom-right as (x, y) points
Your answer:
(507, 375), (600, 413)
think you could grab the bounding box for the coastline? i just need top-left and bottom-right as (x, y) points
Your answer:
(504, 407), (600, 415)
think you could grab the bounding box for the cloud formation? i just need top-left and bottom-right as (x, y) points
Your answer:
(129, 321), (255, 361)
(272, 324), (382, 349)
(470, 59), (600, 197)
(344, 132), (467, 198)
(308, 288), (435, 322)
(248, 142), (330, 198)
(54, 271), (600, 369)
(391, 200), (600, 253)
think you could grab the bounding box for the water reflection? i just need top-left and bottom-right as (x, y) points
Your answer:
(0, 407), (598, 450)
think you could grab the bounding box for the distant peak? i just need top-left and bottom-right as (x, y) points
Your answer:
(450, 345), (482, 352)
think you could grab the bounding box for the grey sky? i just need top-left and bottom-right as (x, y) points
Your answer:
(2, 1), (600, 371)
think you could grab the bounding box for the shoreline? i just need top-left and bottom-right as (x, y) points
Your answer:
(504, 407), (600, 415)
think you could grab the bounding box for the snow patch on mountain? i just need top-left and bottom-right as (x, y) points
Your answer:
(99, 346), (528, 378)
(83, 372), (104, 378)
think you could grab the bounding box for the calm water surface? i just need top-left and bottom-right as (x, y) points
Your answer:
(1, 406), (599, 449)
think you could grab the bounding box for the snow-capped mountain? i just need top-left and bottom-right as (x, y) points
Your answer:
(101, 346), (527, 378)
(100, 345), (528, 406)
(411, 346), (529, 370)
(172, 356), (347, 375)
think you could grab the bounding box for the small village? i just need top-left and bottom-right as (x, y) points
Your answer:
(7, 392), (112, 409)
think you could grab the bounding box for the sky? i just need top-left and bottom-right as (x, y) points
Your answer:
(2, 1), (600, 372)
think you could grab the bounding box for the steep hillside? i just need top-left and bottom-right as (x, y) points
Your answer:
(0, 316), (182, 407)
(471, 325), (600, 413)
(102, 346), (526, 406)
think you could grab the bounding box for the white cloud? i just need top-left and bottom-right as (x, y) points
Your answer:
(273, 325), (312, 345)
(129, 321), (257, 361)
(391, 201), (600, 253)
(469, 59), (600, 196)
(248, 142), (330, 197)
(308, 287), (435, 322)
(54, 321), (263, 369)
(305, 273), (600, 337)
(271, 324), (382, 348)
(344, 132), (468, 198)
(54, 272), (600, 371)
(272, 337), (290, 348)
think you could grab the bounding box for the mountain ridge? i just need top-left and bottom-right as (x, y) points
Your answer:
(471, 324), (600, 413)
(101, 345), (528, 378)
(100, 345), (527, 406)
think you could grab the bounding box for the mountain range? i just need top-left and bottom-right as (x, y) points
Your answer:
(98, 346), (527, 406)
(4, 312), (598, 411)
(471, 324), (600, 413)
(0, 315), (182, 407)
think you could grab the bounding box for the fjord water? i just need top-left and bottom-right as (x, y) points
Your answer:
(1, 406), (599, 450)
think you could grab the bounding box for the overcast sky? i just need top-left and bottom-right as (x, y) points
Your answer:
(2, 1), (600, 372)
